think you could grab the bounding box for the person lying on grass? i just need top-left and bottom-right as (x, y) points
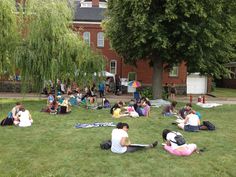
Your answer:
(162, 129), (197, 156)
(111, 122), (158, 154)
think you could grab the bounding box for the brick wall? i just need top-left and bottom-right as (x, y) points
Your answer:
(73, 23), (187, 87)
(92, 0), (99, 7)
(0, 81), (21, 92)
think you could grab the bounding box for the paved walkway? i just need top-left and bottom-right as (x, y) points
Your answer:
(0, 92), (236, 104)
(174, 95), (236, 105)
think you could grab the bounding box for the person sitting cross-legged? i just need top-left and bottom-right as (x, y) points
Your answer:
(110, 101), (128, 118)
(177, 110), (200, 132)
(48, 100), (59, 114)
(14, 106), (33, 127)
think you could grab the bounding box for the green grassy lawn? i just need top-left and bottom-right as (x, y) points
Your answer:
(211, 87), (236, 98)
(0, 99), (236, 177)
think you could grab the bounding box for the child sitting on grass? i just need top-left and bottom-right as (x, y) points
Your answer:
(110, 101), (129, 118)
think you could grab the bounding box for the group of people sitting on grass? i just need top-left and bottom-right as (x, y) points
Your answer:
(110, 97), (151, 118)
(162, 102), (202, 132)
(1, 102), (33, 127)
(110, 101), (210, 156)
(63, 85), (99, 108)
(42, 93), (72, 114)
(110, 122), (199, 156)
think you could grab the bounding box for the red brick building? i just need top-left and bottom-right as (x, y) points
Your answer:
(73, 0), (187, 88)
(13, 0), (187, 91)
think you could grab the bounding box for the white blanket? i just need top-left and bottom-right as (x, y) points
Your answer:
(150, 99), (170, 108)
(196, 102), (222, 108)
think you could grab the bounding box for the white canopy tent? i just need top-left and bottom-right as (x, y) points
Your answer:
(101, 71), (115, 77)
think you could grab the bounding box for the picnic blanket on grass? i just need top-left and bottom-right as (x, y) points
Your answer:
(75, 122), (116, 129)
(150, 99), (170, 108)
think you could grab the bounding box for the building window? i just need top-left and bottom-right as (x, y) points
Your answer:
(169, 65), (179, 77)
(228, 67), (236, 79)
(110, 60), (117, 74)
(97, 32), (104, 47)
(83, 32), (90, 45)
(232, 67), (236, 79)
(128, 72), (137, 81)
(80, 1), (92, 7)
(99, 1), (108, 8)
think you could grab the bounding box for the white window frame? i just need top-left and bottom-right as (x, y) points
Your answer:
(229, 67), (236, 79)
(80, 1), (92, 7)
(128, 72), (137, 81)
(99, 2), (107, 8)
(83, 32), (90, 46)
(110, 60), (117, 74)
(97, 32), (104, 47)
(169, 65), (179, 77)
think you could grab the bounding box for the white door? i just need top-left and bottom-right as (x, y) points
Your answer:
(187, 74), (207, 94)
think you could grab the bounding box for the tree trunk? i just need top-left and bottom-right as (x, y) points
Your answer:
(152, 56), (163, 99)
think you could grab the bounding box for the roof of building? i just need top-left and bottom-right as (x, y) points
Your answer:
(74, 7), (106, 22)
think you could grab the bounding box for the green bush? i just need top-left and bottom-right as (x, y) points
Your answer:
(139, 87), (168, 99)
(211, 82), (216, 92)
(139, 87), (153, 99)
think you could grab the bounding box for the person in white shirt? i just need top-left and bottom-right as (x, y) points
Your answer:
(111, 122), (157, 154)
(162, 129), (197, 156)
(14, 106), (33, 127)
(178, 110), (200, 132)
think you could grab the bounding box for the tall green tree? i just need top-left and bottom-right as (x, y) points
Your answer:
(17, 0), (105, 91)
(104, 0), (236, 98)
(0, 0), (19, 77)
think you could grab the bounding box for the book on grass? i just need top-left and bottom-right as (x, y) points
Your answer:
(128, 144), (150, 147)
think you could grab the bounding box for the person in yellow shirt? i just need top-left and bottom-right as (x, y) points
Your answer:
(111, 101), (128, 118)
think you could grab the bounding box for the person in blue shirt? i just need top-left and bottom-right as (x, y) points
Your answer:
(98, 81), (105, 98)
